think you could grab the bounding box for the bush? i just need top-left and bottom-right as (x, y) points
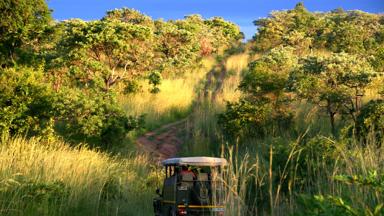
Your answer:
(218, 99), (293, 140)
(354, 100), (384, 146)
(0, 66), (144, 148)
(298, 171), (384, 216)
(0, 67), (56, 138)
(55, 89), (144, 148)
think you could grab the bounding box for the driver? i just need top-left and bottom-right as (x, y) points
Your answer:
(180, 165), (196, 178)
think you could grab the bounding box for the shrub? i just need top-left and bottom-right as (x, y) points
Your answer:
(298, 171), (384, 216)
(354, 100), (384, 146)
(55, 89), (144, 147)
(0, 67), (56, 138)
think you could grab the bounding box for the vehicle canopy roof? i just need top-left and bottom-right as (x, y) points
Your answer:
(161, 157), (227, 167)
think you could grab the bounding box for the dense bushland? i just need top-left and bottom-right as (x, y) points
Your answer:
(0, 0), (242, 215)
(198, 3), (384, 215)
(1, 0), (384, 215)
(178, 3), (384, 216)
(0, 0), (242, 148)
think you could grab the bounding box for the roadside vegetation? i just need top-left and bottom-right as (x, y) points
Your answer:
(0, 0), (241, 215)
(0, 136), (161, 216)
(187, 3), (384, 216)
(119, 57), (215, 131)
(0, 0), (383, 215)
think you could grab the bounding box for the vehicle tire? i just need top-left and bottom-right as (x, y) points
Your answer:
(192, 182), (210, 205)
(153, 199), (162, 216)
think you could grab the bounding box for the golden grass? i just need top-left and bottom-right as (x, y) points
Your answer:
(218, 133), (384, 215)
(225, 53), (249, 75)
(219, 53), (249, 104)
(183, 51), (384, 215)
(183, 53), (249, 155)
(0, 137), (161, 216)
(118, 58), (215, 129)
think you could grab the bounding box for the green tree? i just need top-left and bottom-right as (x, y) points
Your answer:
(0, 67), (56, 138)
(204, 17), (242, 53)
(289, 53), (375, 135)
(219, 47), (297, 139)
(253, 3), (316, 54)
(0, 0), (52, 66)
(175, 15), (213, 56)
(371, 47), (384, 72)
(324, 10), (382, 54)
(218, 99), (274, 138)
(102, 8), (154, 28)
(57, 19), (153, 91)
(252, 3), (383, 55)
(55, 88), (143, 147)
(154, 20), (200, 75)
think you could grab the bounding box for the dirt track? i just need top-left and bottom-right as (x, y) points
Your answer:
(136, 61), (227, 163)
(136, 118), (188, 162)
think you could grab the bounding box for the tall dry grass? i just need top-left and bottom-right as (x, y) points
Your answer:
(0, 136), (162, 216)
(184, 53), (249, 155)
(220, 53), (248, 104)
(118, 58), (215, 130)
(183, 51), (384, 215)
(219, 132), (384, 216)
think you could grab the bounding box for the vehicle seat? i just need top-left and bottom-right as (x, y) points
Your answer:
(180, 172), (194, 187)
(197, 173), (208, 181)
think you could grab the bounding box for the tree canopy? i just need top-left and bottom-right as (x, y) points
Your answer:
(0, 0), (52, 66)
(220, 3), (383, 140)
(0, 1), (243, 147)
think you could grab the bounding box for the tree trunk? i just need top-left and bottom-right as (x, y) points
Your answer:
(355, 87), (361, 113)
(104, 76), (119, 91)
(326, 100), (336, 136)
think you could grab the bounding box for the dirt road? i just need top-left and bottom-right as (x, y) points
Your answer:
(136, 61), (228, 162)
(136, 118), (188, 162)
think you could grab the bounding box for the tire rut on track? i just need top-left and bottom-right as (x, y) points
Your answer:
(136, 118), (188, 162)
(136, 60), (228, 163)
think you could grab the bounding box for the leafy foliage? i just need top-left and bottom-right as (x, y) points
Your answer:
(218, 99), (273, 138)
(219, 47), (296, 139)
(371, 47), (384, 72)
(354, 100), (384, 145)
(55, 89), (144, 147)
(103, 8), (154, 28)
(218, 5), (384, 214)
(0, 67), (56, 138)
(298, 171), (384, 216)
(289, 53), (376, 135)
(0, 0), (242, 148)
(55, 19), (153, 91)
(253, 3), (384, 56)
(0, 0), (52, 66)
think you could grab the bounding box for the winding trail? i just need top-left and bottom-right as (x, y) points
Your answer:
(136, 61), (228, 163)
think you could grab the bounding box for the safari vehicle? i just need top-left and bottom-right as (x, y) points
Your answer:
(153, 157), (227, 216)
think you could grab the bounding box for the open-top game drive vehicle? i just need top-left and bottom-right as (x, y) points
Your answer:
(153, 157), (227, 216)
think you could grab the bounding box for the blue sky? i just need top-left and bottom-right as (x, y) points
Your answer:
(48, 0), (384, 40)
